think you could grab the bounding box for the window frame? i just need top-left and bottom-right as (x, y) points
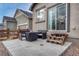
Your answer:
(36, 7), (45, 22)
(47, 3), (68, 31)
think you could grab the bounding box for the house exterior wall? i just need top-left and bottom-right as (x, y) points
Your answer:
(3, 20), (17, 31)
(3, 21), (7, 29)
(0, 24), (4, 30)
(29, 18), (32, 30)
(69, 3), (79, 38)
(15, 11), (29, 29)
(15, 11), (32, 30)
(7, 21), (17, 31)
(32, 3), (48, 31)
(32, 3), (79, 38)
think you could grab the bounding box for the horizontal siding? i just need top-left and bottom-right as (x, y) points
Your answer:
(32, 3), (79, 38)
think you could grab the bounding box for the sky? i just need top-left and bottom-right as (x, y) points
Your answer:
(0, 3), (32, 23)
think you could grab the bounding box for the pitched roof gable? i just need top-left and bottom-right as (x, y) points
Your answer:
(14, 9), (32, 18)
(3, 16), (16, 22)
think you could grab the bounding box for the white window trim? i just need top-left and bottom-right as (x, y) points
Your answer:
(57, 3), (68, 31)
(66, 4), (68, 32)
(36, 8), (45, 22)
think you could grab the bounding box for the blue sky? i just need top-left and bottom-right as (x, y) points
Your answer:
(0, 3), (32, 23)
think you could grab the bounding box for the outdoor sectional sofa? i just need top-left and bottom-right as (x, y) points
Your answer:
(20, 30), (47, 41)
(20, 32), (38, 41)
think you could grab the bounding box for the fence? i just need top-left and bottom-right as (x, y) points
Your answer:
(0, 29), (19, 41)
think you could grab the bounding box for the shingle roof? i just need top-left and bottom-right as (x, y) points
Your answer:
(14, 9), (32, 18)
(3, 16), (16, 22)
(29, 3), (37, 11)
(19, 9), (32, 17)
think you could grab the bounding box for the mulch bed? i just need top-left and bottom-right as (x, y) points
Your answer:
(63, 39), (79, 56)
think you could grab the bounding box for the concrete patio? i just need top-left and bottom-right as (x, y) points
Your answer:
(1, 39), (72, 56)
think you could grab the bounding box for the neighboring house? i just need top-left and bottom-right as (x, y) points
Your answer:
(30, 3), (79, 38)
(3, 16), (17, 31)
(0, 23), (4, 30)
(14, 9), (32, 30)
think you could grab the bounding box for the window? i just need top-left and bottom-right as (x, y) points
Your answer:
(48, 7), (56, 30)
(36, 8), (45, 22)
(48, 4), (67, 31)
(57, 4), (66, 30)
(7, 22), (16, 31)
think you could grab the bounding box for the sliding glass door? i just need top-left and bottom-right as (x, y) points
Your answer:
(57, 4), (66, 30)
(48, 4), (67, 31)
(48, 7), (56, 30)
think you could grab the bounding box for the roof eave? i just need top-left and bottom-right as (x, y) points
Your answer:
(29, 3), (37, 11)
